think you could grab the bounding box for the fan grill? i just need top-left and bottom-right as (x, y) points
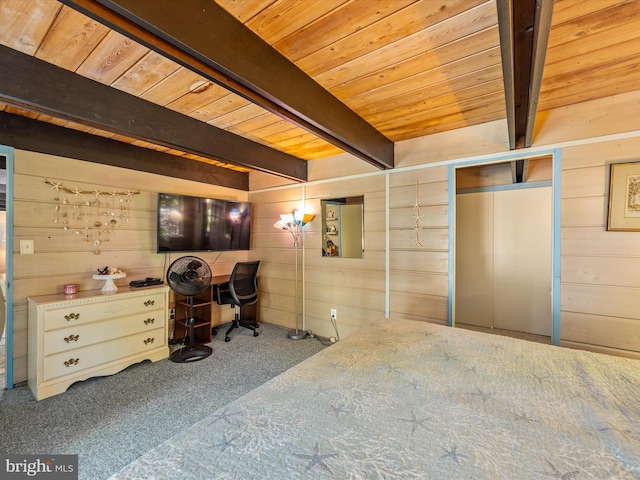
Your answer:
(166, 256), (212, 296)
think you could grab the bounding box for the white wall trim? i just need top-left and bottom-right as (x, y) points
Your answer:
(385, 172), (390, 318)
(0, 144), (13, 388)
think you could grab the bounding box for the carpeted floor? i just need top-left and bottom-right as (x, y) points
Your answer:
(0, 323), (327, 480)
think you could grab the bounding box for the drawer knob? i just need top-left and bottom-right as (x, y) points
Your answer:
(64, 358), (79, 367)
(64, 312), (80, 321)
(144, 300), (155, 307)
(64, 334), (80, 343)
(144, 337), (155, 345)
(144, 318), (155, 325)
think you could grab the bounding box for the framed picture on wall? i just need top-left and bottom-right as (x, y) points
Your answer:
(607, 161), (640, 231)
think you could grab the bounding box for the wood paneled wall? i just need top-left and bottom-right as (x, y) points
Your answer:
(305, 176), (387, 339)
(560, 137), (640, 358)
(245, 186), (305, 330)
(10, 150), (249, 384)
(249, 175), (388, 340)
(249, 126), (640, 359)
(249, 165), (450, 340)
(388, 167), (449, 323)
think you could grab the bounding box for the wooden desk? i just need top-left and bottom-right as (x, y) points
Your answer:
(172, 275), (258, 344)
(210, 274), (231, 292)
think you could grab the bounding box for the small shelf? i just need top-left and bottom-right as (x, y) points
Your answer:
(173, 288), (213, 346)
(177, 300), (211, 308)
(179, 316), (210, 328)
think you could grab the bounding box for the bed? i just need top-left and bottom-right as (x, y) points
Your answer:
(109, 317), (640, 479)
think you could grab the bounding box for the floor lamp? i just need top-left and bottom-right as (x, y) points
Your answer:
(274, 210), (315, 340)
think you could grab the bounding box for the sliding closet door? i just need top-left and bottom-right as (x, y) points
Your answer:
(455, 186), (551, 336)
(455, 192), (494, 328)
(493, 187), (551, 336)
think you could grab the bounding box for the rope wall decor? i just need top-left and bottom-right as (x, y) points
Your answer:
(45, 179), (140, 255)
(412, 180), (423, 247)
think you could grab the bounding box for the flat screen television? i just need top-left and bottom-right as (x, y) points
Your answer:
(157, 192), (251, 253)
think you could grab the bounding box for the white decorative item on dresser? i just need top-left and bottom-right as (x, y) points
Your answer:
(27, 286), (169, 400)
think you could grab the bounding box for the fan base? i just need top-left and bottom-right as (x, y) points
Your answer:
(170, 345), (212, 363)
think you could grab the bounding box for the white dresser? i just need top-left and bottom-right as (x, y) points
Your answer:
(28, 286), (169, 400)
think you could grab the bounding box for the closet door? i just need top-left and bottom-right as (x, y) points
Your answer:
(493, 187), (551, 336)
(455, 192), (494, 328)
(456, 186), (551, 335)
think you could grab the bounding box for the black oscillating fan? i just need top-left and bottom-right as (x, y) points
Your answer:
(167, 256), (213, 363)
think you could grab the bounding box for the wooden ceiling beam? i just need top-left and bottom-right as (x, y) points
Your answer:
(510, 159), (529, 183)
(0, 45), (307, 182)
(497, 0), (554, 149)
(524, 0), (554, 148)
(0, 112), (249, 190)
(60, 0), (394, 170)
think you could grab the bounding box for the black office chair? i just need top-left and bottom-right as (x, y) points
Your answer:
(215, 261), (260, 342)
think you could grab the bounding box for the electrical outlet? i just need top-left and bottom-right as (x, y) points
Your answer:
(330, 308), (337, 320)
(20, 239), (34, 254)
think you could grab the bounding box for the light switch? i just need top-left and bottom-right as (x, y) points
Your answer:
(20, 239), (34, 254)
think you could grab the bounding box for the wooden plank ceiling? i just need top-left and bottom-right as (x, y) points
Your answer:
(0, 0), (639, 185)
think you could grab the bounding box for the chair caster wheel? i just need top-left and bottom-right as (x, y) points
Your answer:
(212, 328), (217, 336)
(225, 336), (230, 342)
(253, 331), (259, 337)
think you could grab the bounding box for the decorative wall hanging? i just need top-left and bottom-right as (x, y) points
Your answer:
(607, 162), (640, 231)
(412, 180), (423, 247)
(45, 179), (139, 254)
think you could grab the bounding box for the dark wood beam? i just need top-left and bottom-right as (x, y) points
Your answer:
(497, 0), (517, 150)
(513, 0), (537, 149)
(0, 45), (307, 182)
(525, 0), (554, 147)
(510, 159), (529, 183)
(0, 112), (249, 190)
(497, 0), (554, 149)
(61, 0), (394, 170)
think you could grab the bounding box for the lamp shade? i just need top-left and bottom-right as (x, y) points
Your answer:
(273, 220), (287, 230)
(301, 213), (315, 225)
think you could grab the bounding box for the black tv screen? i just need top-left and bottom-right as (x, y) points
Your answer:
(157, 193), (251, 253)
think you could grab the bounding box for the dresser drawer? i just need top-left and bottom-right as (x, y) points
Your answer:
(43, 327), (165, 382)
(43, 309), (165, 356)
(43, 292), (165, 331)
(29, 286), (169, 400)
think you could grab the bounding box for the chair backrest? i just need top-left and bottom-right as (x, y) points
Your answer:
(228, 261), (260, 306)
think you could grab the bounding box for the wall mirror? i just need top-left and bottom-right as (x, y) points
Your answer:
(321, 195), (364, 258)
